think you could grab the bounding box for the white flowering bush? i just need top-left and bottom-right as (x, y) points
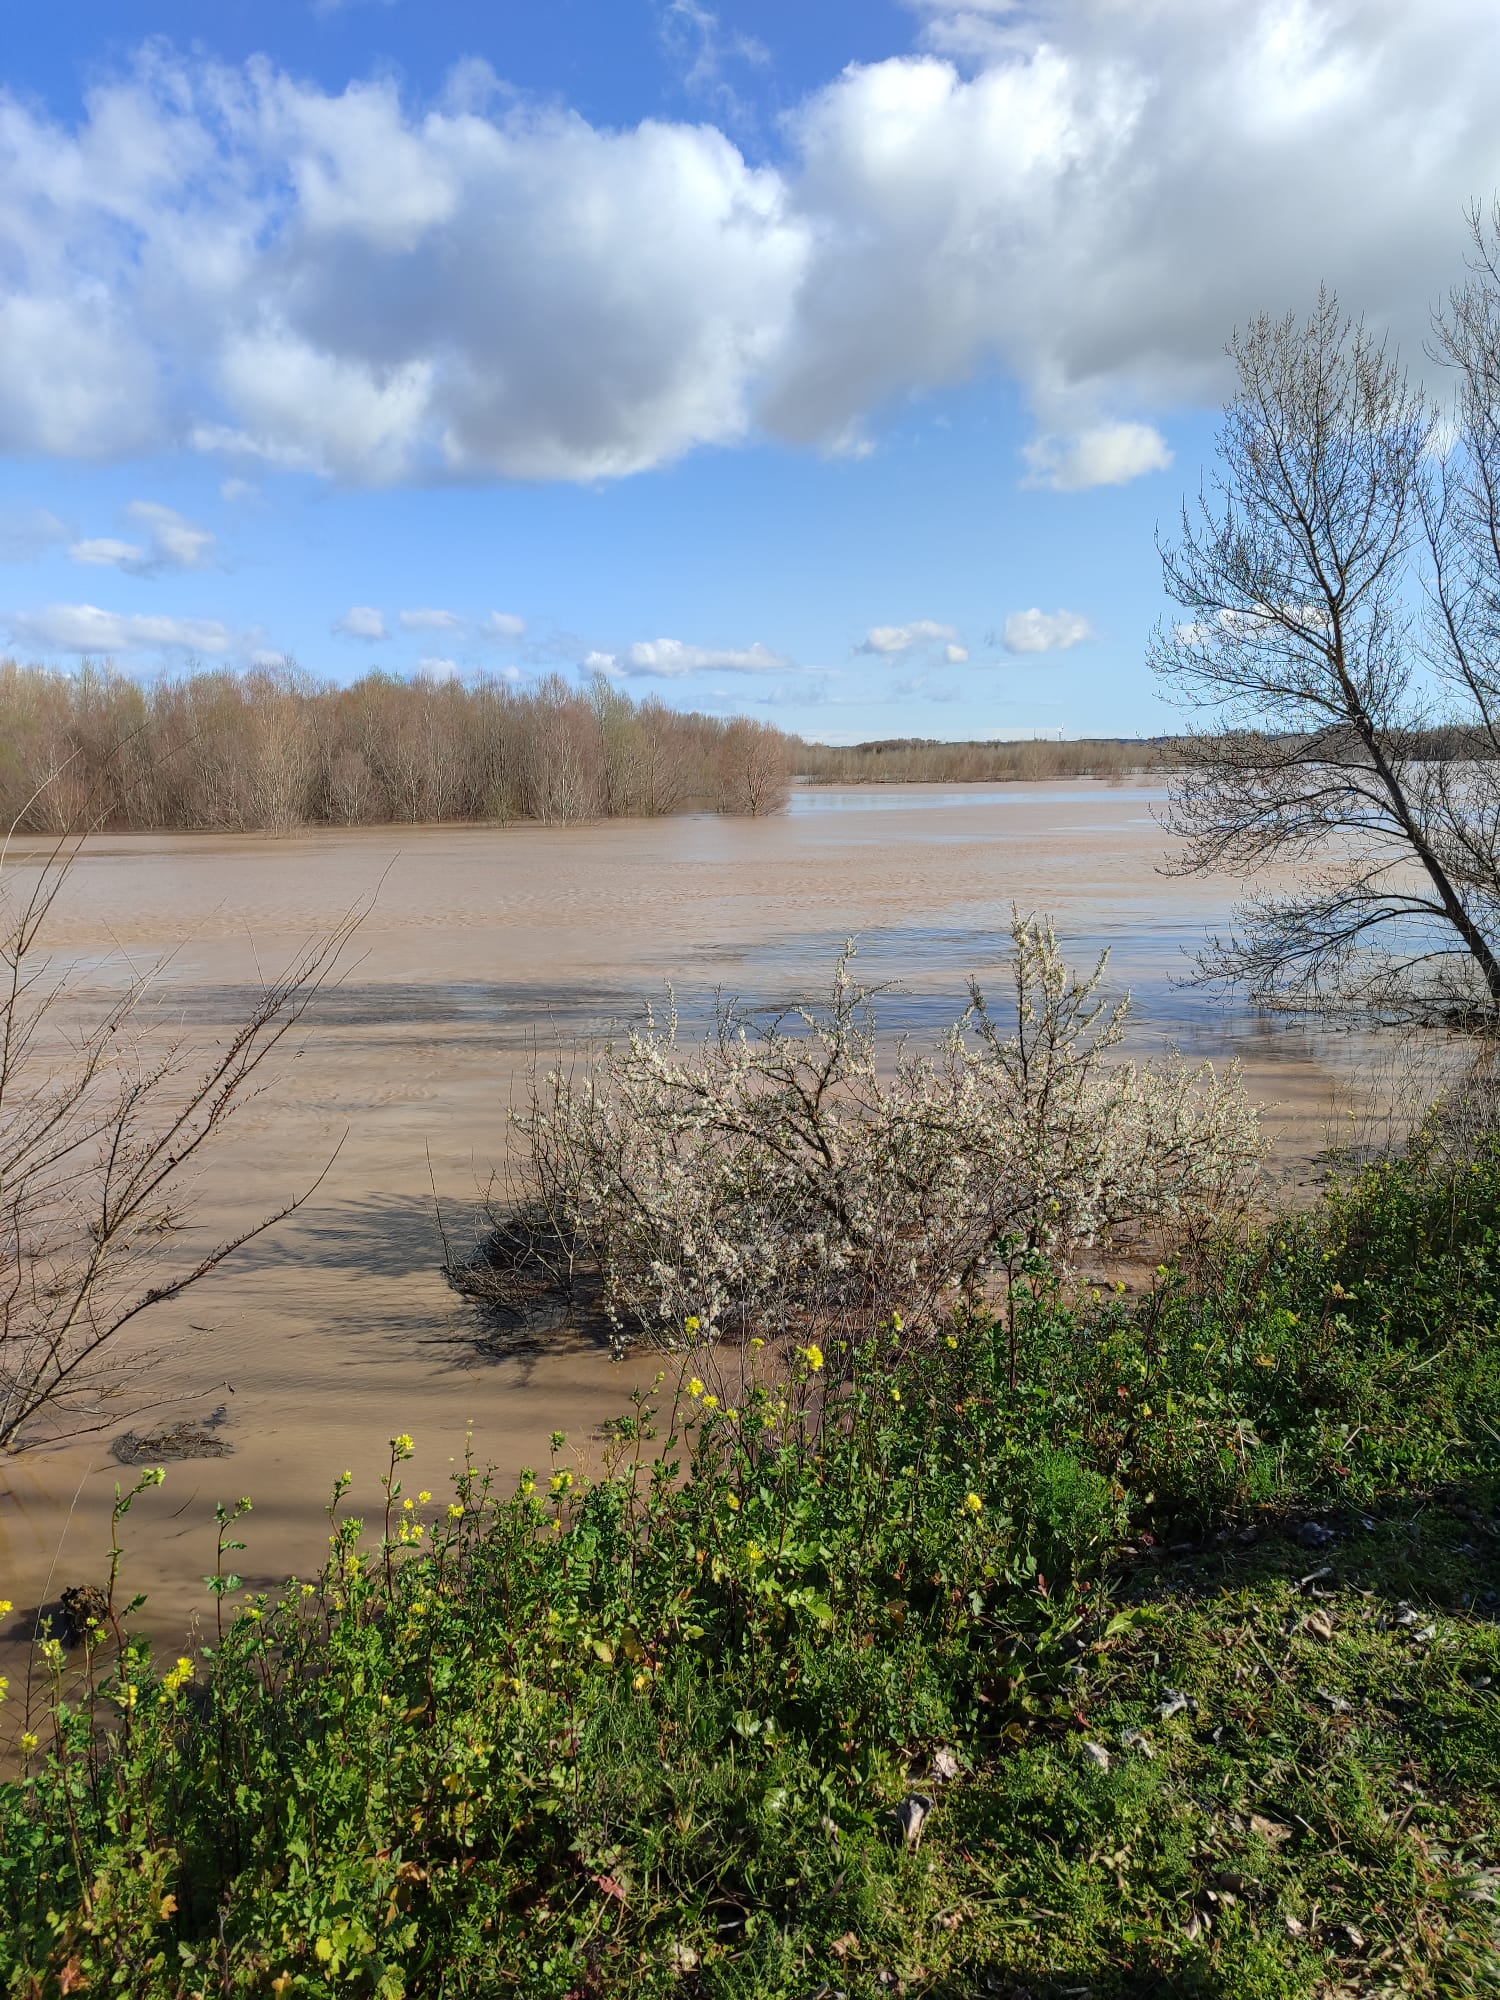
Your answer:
(506, 915), (1262, 1350)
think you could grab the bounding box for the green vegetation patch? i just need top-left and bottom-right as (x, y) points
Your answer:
(3, 1143), (1500, 1997)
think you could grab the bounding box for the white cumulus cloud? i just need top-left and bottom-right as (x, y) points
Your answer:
(859, 620), (960, 656)
(70, 502), (216, 575)
(482, 610), (526, 640)
(1, 9), (1499, 484)
(1002, 607), (1096, 655)
(333, 605), (388, 640)
(1021, 422), (1173, 492)
(399, 607), (463, 632)
(620, 638), (789, 676)
(6, 604), (234, 656)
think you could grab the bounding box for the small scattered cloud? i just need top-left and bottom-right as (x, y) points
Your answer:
(220, 477), (256, 502)
(6, 603), (233, 656)
(859, 620), (960, 656)
(68, 502), (215, 577)
(657, 0), (769, 114)
(481, 610), (526, 641)
(944, 642), (969, 664)
(334, 605), (388, 640)
(620, 638), (790, 677)
(892, 672), (963, 702)
(70, 538), (146, 570)
(416, 656), (461, 680)
(0, 507), (71, 563)
(1021, 423), (1173, 492)
(399, 606), (463, 632)
(250, 649), (292, 669)
(1002, 607), (1096, 655)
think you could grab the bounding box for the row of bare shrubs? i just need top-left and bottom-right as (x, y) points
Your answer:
(798, 735), (1165, 785)
(0, 660), (793, 832)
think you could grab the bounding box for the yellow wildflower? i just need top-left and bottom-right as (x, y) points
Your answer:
(802, 1343), (825, 1372)
(702, 1394), (719, 1411)
(392, 1433), (415, 1460)
(418, 1491), (432, 1505)
(685, 1315), (701, 1335)
(688, 1377), (705, 1398)
(0, 1600), (11, 1616)
(964, 1492), (983, 1515)
(162, 1655), (195, 1696)
(448, 1502), (465, 1520)
(20, 1731), (38, 1755)
(725, 1492), (740, 1512)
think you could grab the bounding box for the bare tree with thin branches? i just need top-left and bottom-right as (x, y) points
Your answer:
(1152, 224), (1500, 1024)
(0, 811), (358, 1451)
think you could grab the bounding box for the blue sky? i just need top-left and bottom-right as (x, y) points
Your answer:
(2, 0), (1498, 741)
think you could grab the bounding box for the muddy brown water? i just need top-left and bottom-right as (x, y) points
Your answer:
(0, 781), (1416, 1720)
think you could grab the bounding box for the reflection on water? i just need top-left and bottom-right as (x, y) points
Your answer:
(0, 779), (1411, 1703)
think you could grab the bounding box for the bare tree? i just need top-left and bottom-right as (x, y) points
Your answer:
(1152, 268), (1500, 1023)
(0, 816), (358, 1451)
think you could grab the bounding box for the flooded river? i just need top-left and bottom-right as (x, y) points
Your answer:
(0, 781), (1408, 1705)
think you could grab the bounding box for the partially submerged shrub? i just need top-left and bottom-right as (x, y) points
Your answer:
(508, 914), (1262, 1350)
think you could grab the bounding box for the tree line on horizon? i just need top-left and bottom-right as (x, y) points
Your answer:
(0, 660), (794, 831)
(0, 657), (1179, 835)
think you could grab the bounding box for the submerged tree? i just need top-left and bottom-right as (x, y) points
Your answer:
(1152, 207), (1500, 1024)
(496, 915), (1260, 1355)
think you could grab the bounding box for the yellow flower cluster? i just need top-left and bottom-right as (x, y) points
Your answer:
(391, 1433), (416, 1461)
(801, 1343), (825, 1372)
(963, 1491), (983, 1515)
(162, 1656), (195, 1696)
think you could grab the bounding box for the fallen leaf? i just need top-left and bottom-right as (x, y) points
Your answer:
(894, 1794), (933, 1847)
(592, 1873), (627, 1903)
(1302, 1611), (1335, 1642)
(929, 1747), (960, 1781)
(829, 1932), (861, 1961)
(1250, 1814), (1293, 1846)
(1082, 1740), (1112, 1771)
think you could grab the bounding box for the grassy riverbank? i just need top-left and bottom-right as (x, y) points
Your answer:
(3, 1138), (1499, 1997)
